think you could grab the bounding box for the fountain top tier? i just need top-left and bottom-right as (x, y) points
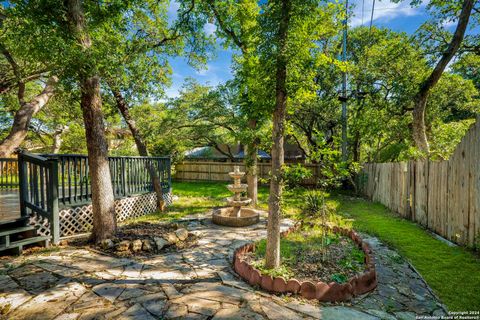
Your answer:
(229, 165), (246, 180)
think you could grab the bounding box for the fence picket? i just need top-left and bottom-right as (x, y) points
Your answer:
(359, 118), (480, 247)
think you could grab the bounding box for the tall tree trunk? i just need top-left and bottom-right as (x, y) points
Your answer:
(411, 0), (474, 154)
(111, 87), (166, 211)
(245, 119), (258, 206)
(352, 130), (361, 163)
(265, 0), (290, 269)
(0, 76), (58, 157)
(66, 0), (116, 242)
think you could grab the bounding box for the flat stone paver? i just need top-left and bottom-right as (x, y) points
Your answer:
(0, 213), (446, 319)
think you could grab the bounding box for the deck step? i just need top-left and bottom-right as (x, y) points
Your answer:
(0, 235), (50, 253)
(0, 225), (36, 237)
(0, 217), (28, 229)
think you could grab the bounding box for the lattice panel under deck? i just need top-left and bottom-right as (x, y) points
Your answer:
(30, 191), (172, 238)
(29, 212), (51, 237)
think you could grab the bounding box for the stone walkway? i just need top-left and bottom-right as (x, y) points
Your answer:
(0, 215), (446, 320)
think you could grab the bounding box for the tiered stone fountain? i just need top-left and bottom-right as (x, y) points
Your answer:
(212, 166), (260, 227)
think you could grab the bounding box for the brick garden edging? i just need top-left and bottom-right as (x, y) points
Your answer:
(233, 224), (377, 302)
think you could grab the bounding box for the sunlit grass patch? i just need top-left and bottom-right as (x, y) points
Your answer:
(332, 193), (480, 311)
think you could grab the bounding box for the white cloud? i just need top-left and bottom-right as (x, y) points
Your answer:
(204, 23), (217, 36)
(195, 64), (218, 76)
(441, 19), (457, 29)
(350, 0), (426, 27)
(164, 85), (181, 99)
(167, 1), (180, 24)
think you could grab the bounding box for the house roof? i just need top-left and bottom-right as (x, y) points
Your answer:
(234, 150), (271, 159)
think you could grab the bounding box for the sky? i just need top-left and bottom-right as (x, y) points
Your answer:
(164, 0), (452, 99)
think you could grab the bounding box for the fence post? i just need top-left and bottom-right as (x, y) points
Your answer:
(209, 162), (212, 181)
(18, 153), (28, 218)
(47, 158), (60, 245)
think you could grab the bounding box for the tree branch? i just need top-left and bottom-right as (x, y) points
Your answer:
(206, 0), (247, 54)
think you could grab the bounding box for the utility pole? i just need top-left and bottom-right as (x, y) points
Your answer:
(341, 0), (349, 162)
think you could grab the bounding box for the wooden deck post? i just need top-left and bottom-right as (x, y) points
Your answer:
(18, 153), (28, 218)
(47, 158), (60, 245)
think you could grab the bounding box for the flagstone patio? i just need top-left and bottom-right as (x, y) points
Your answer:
(0, 215), (446, 320)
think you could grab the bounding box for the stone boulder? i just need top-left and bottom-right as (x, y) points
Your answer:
(154, 237), (169, 251)
(131, 239), (143, 252)
(162, 233), (179, 245)
(175, 228), (189, 241)
(117, 240), (130, 252)
(100, 239), (114, 250)
(142, 239), (153, 251)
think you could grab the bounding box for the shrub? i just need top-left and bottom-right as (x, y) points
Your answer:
(283, 164), (313, 189)
(301, 190), (327, 218)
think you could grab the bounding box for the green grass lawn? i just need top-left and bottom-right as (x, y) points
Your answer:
(137, 181), (480, 311)
(332, 195), (480, 311)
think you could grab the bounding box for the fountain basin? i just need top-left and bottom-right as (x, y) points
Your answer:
(227, 184), (248, 193)
(229, 172), (246, 179)
(212, 208), (260, 227)
(226, 197), (252, 207)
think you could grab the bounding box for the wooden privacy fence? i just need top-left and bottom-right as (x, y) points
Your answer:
(358, 119), (480, 247)
(174, 161), (320, 185)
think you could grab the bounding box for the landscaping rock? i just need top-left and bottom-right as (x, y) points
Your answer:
(131, 240), (143, 252)
(142, 239), (153, 252)
(154, 237), (168, 251)
(175, 228), (189, 241)
(100, 239), (114, 250)
(163, 232), (179, 244)
(117, 240), (130, 252)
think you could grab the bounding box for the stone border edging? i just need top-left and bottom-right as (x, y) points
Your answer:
(233, 224), (377, 302)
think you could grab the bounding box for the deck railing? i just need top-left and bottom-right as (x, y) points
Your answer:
(17, 152), (171, 244)
(0, 158), (19, 189)
(18, 153), (59, 243)
(39, 154), (171, 206)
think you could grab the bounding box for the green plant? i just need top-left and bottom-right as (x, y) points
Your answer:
(301, 190), (327, 217)
(283, 164), (313, 189)
(331, 273), (347, 283)
(301, 190), (332, 261)
(251, 261), (294, 279)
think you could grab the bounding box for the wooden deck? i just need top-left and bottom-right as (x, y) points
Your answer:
(0, 189), (20, 223)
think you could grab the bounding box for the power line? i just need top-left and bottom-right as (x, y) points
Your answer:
(341, 0), (349, 162)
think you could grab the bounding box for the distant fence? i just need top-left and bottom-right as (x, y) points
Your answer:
(358, 118), (480, 247)
(0, 158), (18, 189)
(174, 161), (320, 185)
